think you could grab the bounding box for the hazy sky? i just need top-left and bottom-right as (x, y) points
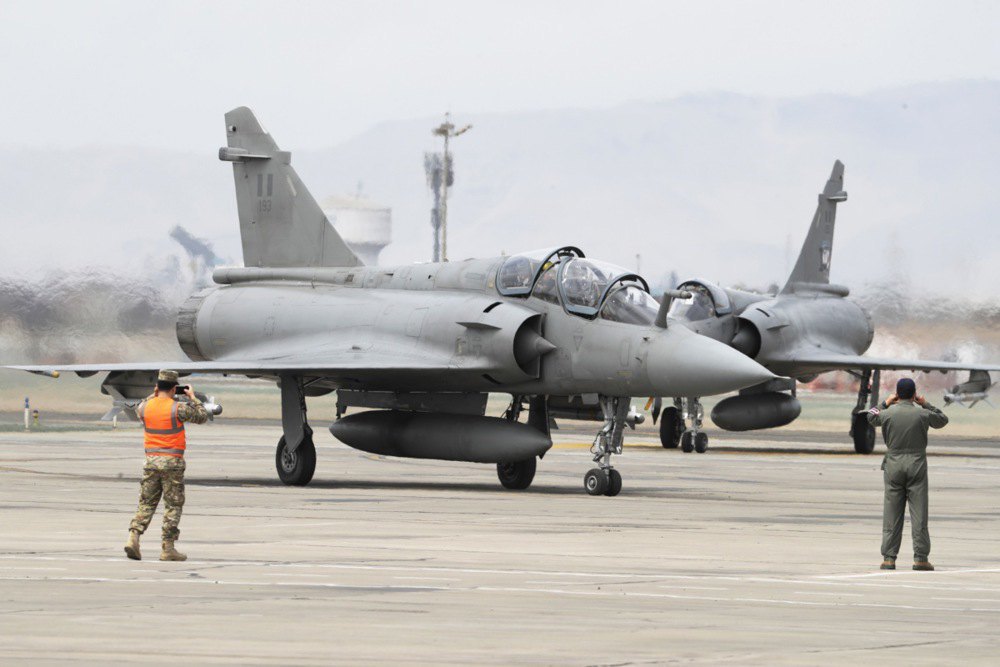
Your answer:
(2, 0), (999, 151)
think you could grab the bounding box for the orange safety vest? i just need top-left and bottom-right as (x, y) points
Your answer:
(139, 396), (186, 458)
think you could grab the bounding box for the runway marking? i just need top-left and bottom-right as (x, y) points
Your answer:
(2, 554), (1000, 593)
(473, 586), (1000, 613)
(794, 591), (864, 597)
(258, 572), (349, 578)
(817, 568), (1000, 579)
(0, 575), (449, 593)
(0, 566), (66, 571)
(3, 574), (1000, 613)
(392, 576), (460, 582)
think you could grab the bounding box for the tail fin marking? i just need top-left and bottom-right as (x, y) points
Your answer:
(781, 160), (846, 293)
(221, 107), (362, 269)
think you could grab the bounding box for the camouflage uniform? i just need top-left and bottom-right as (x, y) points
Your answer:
(867, 399), (948, 562)
(129, 393), (209, 541)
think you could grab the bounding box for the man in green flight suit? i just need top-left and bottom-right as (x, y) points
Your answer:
(867, 377), (949, 571)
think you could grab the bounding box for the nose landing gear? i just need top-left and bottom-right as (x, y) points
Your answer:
(585, 396), (640, 496)
(679, 397), (708, 453)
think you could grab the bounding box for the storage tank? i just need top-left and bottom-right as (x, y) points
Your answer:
(321, 195), (392, 266)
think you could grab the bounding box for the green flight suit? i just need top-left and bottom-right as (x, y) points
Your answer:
(867, 399), (948, 561)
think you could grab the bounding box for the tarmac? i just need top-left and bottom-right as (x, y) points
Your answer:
(2, 423), (1000, 665)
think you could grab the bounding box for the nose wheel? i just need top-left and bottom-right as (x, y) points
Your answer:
(585, 396), (639, 497)
(679, 397), (708, 453)
(584, 468), (622, 496)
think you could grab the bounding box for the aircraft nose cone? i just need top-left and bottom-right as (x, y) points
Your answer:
(649, 330), (775, 397)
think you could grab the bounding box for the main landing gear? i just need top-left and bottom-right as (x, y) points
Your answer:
(276, 426), (316, 485)
(659, 399), (684, 449)
(497, 458), (536, 490)
(850, 369), (880, 454)
(586, 395), (642, 496)
(276, 375), (317, 485)
(496, 395), (548, 491)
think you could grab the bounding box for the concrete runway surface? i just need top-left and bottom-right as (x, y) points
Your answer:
(2, 424), (1000, 665)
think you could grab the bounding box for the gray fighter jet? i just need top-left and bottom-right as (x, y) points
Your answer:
(659, 161), (1000, 454)
(10, 107), (773, 495)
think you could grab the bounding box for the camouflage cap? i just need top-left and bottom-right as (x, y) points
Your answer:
(157, 369), (180, 384)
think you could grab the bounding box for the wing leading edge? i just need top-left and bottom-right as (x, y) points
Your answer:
(774, 353), (1000, 376)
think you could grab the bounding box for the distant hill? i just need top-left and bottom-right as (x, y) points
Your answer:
(1, 80), (998, 300)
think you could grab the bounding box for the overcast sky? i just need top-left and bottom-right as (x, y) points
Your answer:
(2, 0), (999, 151)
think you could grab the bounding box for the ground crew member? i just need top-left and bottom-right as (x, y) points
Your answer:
(124, 369), (209, 561)
(867, 377), (948, 571)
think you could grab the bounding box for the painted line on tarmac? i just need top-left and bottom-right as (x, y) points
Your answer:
(5, 553), (1000, 594)
(4, 574), (1000, 614)
(472, 585), (1000, 613)
(0, 575), (449, 593)
(817, 567), (1000, 579)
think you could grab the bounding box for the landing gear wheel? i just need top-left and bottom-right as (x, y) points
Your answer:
(659, 407), (683, 448)
(604, 469), (622, 496)
(584, 468), (608, 496)
(276, 428), (316, 486)
(694, 432), (709, 453)
(497, 458), (537, 490)
(852, 413), (876, 454)
(681, 430), (695, 453)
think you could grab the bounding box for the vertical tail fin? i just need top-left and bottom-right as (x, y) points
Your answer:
(781, 160), (846, 293)
(219, 107), (362, 268)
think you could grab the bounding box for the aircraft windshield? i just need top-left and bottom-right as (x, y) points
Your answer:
(497, 255), (543, 293)
(668, 285), (717, 322)
(561, 259), (629, 310)
(531, 265), (561, 304)
(496, 247), (583, 296)
(600, 285), (660, 325)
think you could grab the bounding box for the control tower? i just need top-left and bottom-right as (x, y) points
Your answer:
(321, 195), (392, 266)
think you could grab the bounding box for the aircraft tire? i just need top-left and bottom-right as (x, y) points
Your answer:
(694, 432), (709, 453)
(604, 469), (622, 497)
(276, 430), (316, 486)
(852, 413), (876, 455)
(497, 458), (536, 490)
(680, 430), (695, 453)
(659, 408), (683, 448)
(584, 468), (608, 496)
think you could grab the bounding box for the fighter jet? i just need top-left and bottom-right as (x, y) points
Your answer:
(943, 370), (996, 408)
(659, 161), (1000, 454)
(9, 107), (773, 495)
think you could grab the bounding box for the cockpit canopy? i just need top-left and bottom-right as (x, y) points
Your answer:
(497, 247), (651, 319)
(496, 246), (584, 297)
(667, 279), (733, 322)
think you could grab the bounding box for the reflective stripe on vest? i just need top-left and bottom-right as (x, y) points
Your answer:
(142, 396), (186, 457)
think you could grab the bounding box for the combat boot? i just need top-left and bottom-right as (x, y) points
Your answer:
(913, 561), (935, 571)
(880, 558), (895, 570)
(124, 530), (142, 560)
(160, 539), (187, 562)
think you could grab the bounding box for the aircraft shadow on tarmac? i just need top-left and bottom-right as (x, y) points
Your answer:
(185, 476), (647, 496)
